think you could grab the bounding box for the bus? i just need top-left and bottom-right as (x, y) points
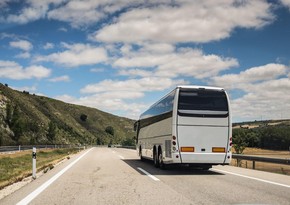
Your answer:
(134, 85), (232, 169)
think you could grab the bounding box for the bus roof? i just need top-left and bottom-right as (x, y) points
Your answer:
(177, 85), (224, 91)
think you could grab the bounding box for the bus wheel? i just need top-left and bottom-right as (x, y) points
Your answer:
(139, 147), (144, 161)
(154, 148), (159, 168)
(158, 149), (166, 169)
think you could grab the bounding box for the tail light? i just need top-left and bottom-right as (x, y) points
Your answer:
(172, 136), (177, 152)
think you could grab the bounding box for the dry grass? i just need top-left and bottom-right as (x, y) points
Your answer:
(0, 148), (79, 190)
(231, 147), (290, 175)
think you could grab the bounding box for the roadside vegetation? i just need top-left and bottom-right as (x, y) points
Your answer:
(232, 121), (290, 175)
(232, 120), (290, 152)
(0, 148), (80, 190)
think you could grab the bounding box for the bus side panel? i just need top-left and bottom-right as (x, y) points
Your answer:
(138, 117), (172, 160)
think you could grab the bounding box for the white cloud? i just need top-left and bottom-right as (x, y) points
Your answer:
(0, 0), (9, 8)
(280, 0), (290, 9)
(58, 27), (68, 32)
(210, 63), (290, 121)
(47, 1), (104, 28)
(80, 77), (187, 94)
(34, 43), (107, 67)
(43, 42), (54, 50)
(231, 78), (290, 121)
(47, 0), (143, 28)
(76, 76), (187, 118)
(10, 40), (33, 51)
(1, 0), (275, 38)
(55, 93), (148, 119)
(211, 63), (288, 89)
(12, 85), (37, 93)
(2, 0), (65, 24)
(48, 75), (70, 82)
(15, 52), (31, 59)
(90, 68), (105, 72)
(95, 1), (274, 43)
(118, 69), (152, 77)
(0, 60), (51, 80)
(113, 45), (238, 79)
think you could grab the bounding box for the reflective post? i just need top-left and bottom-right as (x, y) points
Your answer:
(32, 147), (36, 179)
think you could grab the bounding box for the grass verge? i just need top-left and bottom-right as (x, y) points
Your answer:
(0, 148), (80, 190)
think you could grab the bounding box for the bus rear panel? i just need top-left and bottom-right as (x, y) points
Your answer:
(174, 87), (231, 165)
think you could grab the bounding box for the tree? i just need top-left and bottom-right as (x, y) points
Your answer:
(233, 134), (248, 154)
(5, 103), (13, 126)
(8, 105), (24, 142)
(105, 126), (114, 136)
(232, 132), (248, 167)
(121, 137), (135, 146)
(11, 118), (25, 142)
(80, 114), (88, 122)
(47, 121), (57, 143)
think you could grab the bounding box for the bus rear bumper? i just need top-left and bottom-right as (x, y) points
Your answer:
(178, 152), (231, 164)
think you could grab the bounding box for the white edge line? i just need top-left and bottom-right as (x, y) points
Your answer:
(212, 168), (290, 188)
(137, 167), (160, 181)
(118, 155), (125, 160)
(17, 148), (93, 205)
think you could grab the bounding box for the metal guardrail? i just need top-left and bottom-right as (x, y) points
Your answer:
(232, 154), (290, 165)
(232, 154), (290, 169)
(118, 145), (135, 150)
(0, 145), (78, 153)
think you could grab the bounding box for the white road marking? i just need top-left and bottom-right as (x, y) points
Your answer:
(17, 148), (93, 205)
(212, 168), (290, 188)
(137, 167), (160, 181)
(118, 155), (125, 160)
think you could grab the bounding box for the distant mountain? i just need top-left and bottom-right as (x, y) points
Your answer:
(0, 83), (135, 146)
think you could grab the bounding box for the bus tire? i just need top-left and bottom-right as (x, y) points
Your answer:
(139, 147), (144, 161)
(158, 148), (166, 169)
(154, 147), (159, 168)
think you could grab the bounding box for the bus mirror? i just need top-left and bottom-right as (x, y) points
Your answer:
(134, 121), (139, 131)
(134, 122), (137, 131)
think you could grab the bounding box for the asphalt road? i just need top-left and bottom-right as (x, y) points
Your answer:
(1, 147), (290, 205)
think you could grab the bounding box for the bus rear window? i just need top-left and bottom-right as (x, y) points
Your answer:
(178, 89), (228, 111)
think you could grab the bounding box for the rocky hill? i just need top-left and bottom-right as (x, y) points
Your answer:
(0, 83), (135, 146)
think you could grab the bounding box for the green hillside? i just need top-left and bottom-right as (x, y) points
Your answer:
(0, 83), (135, 146)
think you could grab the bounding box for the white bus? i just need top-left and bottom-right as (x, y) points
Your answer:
(134, 85), (232, 169)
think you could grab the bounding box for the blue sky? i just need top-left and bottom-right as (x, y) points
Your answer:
(0, 0), (290, 122)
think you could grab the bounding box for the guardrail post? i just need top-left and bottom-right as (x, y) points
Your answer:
(19, 145), (21, 152)
(32, 147), (37, 179)
(252, 161), (255, 170)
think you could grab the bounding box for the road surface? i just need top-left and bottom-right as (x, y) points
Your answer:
(1, 147), (289, 205)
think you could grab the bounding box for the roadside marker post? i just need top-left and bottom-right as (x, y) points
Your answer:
(32, 147), (36, 179)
